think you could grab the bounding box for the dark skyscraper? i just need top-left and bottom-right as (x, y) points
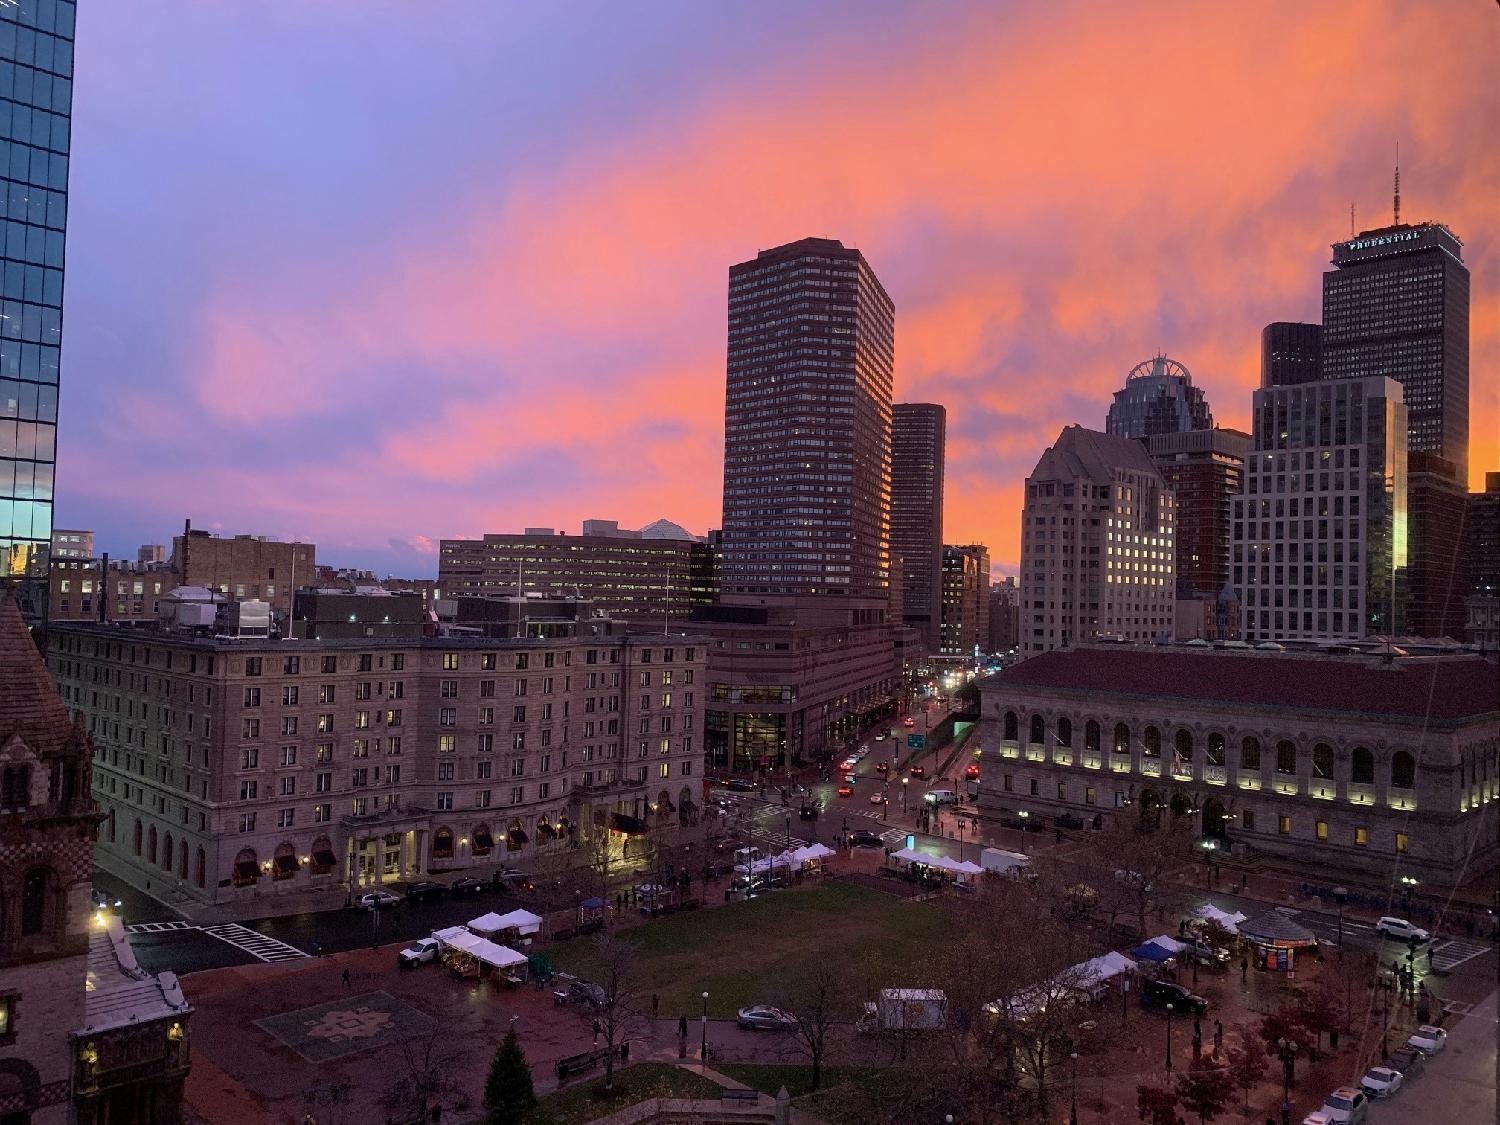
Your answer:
(1144, 427), (1250, 600)
(0, 3), (74, 624)
(720, 238), (894, 603)
(1404, 452), (1470, 639)
(1323, 221), (1469, 480)
(1261, 322), (1323, 387)
(1105, 355), (1212, 440)
(890, 403), (945, 650)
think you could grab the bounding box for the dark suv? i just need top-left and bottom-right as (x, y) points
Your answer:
(1139, 978), (1209, 1015)
(403, 880), (446, 902)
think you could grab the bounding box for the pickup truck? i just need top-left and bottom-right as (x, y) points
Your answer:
(397, 937), (440, 968)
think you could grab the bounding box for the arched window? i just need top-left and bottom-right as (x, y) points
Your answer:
(1029, 716), (1045, 746)
(1143, 726), (1161, 758)
(1206, 733), (1226, 766)
(1240, 737), (1261, 772)
(163, 832), (174, 871)
(134, 818), (143, 856)
(1085, 721), (1100, 753)
(148, 825), (158, 866)
(179, 840), (189, 880)
(1113, 723), (1131, 755)
(0, 763), (31, 810)
(196, 847), (207, 888)
(107, 808), (116, 843)
(1276, 740), (1297, 775)
(1391, 751), (1416, 789)
(1174, 729), (1194, 763)
(21, 868), (51, 936)
(1312, 744), (1334, 779)
(1057, 718), (1073, 747)
(1003, 711), (1018, 742)
(432, 826), (456, 860)
(471, 823), (494, 856)
(233, 847), (259, 887)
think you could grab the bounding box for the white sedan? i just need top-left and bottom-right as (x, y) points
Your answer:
(736, 1005), (798, 1031)
(1375, 916), (1430, 942)
(1359, 1065), (1403, 1098)
(1406, 1024), (1448, 1055)
(868, 792), (886, 806)
(358, 890), (402, 909)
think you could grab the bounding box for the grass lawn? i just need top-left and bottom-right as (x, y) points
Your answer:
(547, 880), (944, 1017)
(523, 1062), (722, 1124)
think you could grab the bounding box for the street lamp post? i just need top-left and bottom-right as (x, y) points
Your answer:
(701, 991), (709, 1068)
(1164, 1003), (1174, 1071)
(785, 816), (792, 853)
(1069, 1051), (1079, 1125)
(956, 817), (966, 862)
(1276, 1037), (1296, 1125)
(1018, 809), (1029, 853)
(902, 777), (909, 814)
(1333, 886), (1347, 951)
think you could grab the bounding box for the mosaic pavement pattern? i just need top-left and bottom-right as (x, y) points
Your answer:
(253, 990), (438, 1062)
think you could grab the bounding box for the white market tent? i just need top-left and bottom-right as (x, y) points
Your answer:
(473, 909), (544, 937)
(433, 925), (528, 971)
(890, 848), (983, 879)
(794, 843), (835, 862)
(1194, 904), (1248, 934)
(1073, 950), (1137, 991)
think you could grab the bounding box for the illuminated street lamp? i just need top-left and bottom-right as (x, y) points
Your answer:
(1018, 809), (1030, 853)
(1165, 1002), (1174, 1071)
(701, 991), (709, 1067)
(902, 776), (909, 813)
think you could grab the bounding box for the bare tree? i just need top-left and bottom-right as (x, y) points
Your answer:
(771, 957), (857, 1091)
(1076, 814), (1196, 937)
(301, 1078), (353, 1125)
(377, 1029), (471, 1124)
(592, 931), (648, 1092)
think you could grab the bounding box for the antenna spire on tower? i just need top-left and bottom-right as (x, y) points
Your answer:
(1350, 202), (1355, 237)
(1394, 143), (1401, 225)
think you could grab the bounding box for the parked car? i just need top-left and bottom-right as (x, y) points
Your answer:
(1375, 916), (1430, 942)
(1359, 1066), (1403, 1098)
(1385, 1046), (1425, 1080)
(924, 789), (957, 806)
(559, 981), (609, 1009)
(403, 880), (446, 902)
(450, 876), (486, 896)
(1139, 978), (1208, 1015)
(397, 937), (440, 968)
(1406, 1024), (1447, 1055)
(1185, 939), (1232, 971)
(726, 778), (756, 792)
(1300, 1112), (1333, 1125)
(736, 1005), (797, 1031)
(359, 890), (402, 909)
(873, 732), (887, 741)
(1319, 1086), (1368, 1124)
(849, 829), (883, 848)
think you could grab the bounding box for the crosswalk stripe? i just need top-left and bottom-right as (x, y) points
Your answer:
(201, 923), (308, 963)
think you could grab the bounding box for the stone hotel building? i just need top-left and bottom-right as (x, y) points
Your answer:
(46, 619), (706, 907)
(976, 645), (1499, 885)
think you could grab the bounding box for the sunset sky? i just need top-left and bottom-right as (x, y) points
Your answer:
(57, 1), (1498, 575)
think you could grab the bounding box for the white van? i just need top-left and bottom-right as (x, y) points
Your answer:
(924, 789), (957, 806)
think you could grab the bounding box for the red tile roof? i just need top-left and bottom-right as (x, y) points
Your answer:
(0, 592), (76, 755)
(991, 647), (1499, 722)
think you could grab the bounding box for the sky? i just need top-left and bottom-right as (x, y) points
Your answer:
(56, 0), (1499, 576)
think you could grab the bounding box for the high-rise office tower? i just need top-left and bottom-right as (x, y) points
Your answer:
(1020, 426), (1176, 653)
(720, 238), (894, 605)
(891, 403), (945, 649)
(939, 544), (989, 658)
(1323, 220), (1469, 479)
(1404, 453), (1470, 639)
(1105, 355), (1212, 440)
(0, 4), (75, 624)
(1261, 322), (1323, 388)
(1144, 428), (1251, 600)
(1464, 472), (1499, 647)
(1232, 376), (1407, 642)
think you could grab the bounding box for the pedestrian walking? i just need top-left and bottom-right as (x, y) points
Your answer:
(341, 967), (350, 989)
(592, 1018), (602, 1044)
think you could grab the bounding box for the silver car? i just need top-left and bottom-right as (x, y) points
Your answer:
(1359, 1066), (1403, 1098)
(736, 1005), (797, 1031)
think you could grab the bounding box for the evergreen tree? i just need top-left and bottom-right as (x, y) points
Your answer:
(484, 1029), (537, 1125)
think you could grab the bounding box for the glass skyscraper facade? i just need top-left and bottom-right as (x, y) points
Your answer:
(1105, 354), (1213, 440)
(0, 0), (73, 622)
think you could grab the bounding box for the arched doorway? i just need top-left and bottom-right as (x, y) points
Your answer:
(1137, 787), (1163, 831)
(1201, 796), (1229, 842)
(232, 847), (259, 888)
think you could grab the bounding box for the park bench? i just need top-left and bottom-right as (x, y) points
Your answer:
(554, 1048), (609, 1081)
(720, 1088), (759, 1102)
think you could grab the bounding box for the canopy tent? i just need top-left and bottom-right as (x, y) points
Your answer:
(1074, 950), (1137, 989)
(1133, 935), (1187, 962)
(793, 843), (835, 862)
(433, 925), (472, 947)
(480, 909), (544, 937)
(1194, 904), (1248, 934)
(434, 924), (527, 973)
(891, 849), (983, 880)
(467, 913), (509, 936)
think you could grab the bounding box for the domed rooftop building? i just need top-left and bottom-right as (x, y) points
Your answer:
(1105, 354), (1213, 440)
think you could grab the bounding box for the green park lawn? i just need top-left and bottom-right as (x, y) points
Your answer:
(546, 880), (945, 1017)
